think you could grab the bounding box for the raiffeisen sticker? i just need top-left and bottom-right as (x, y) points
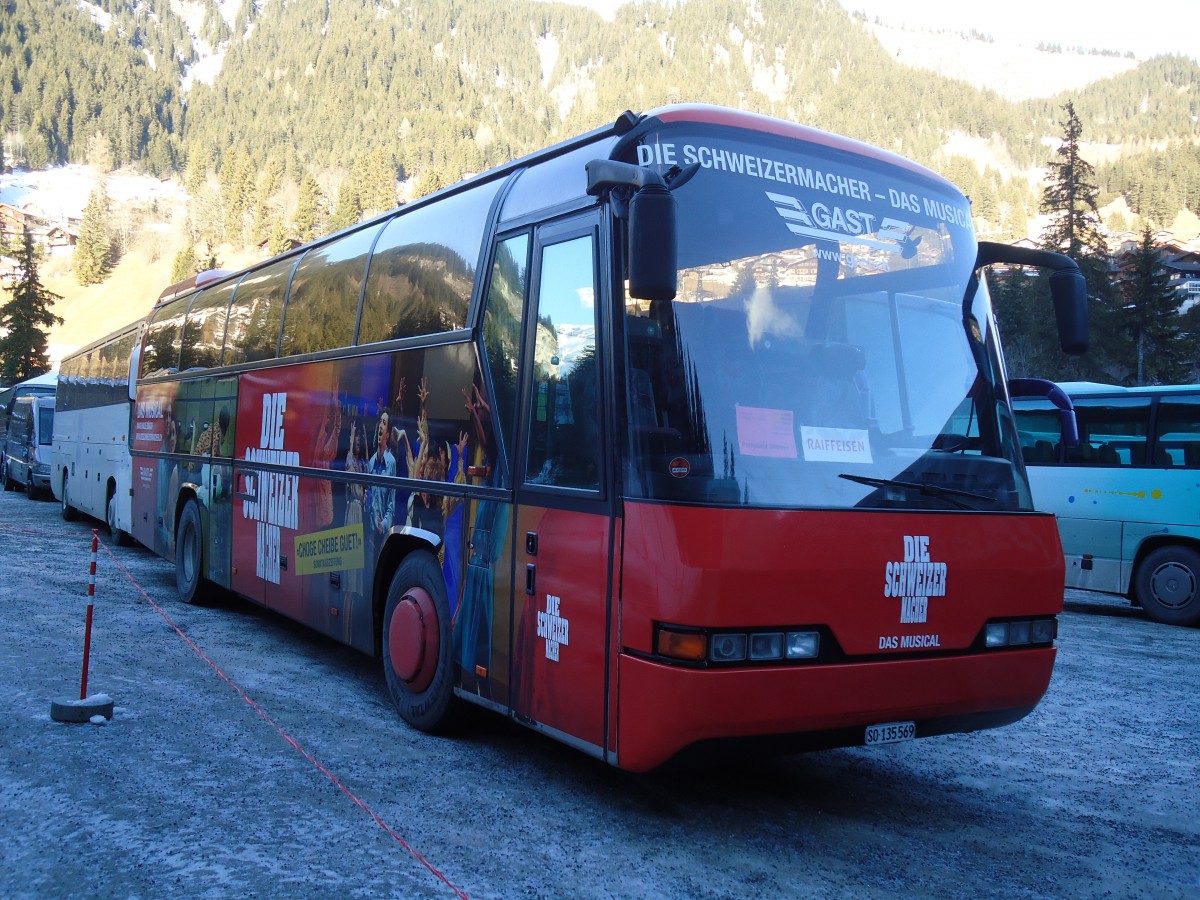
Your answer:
(799, 426), (872, 464)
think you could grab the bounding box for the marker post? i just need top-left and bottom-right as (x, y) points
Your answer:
(80, 528), (98, 698)
(50, 529), (114, 723)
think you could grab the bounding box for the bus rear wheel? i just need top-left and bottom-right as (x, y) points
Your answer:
(382, 551), (456, 732)
(1135, 546), (1200, 627)
(175, 500), (206, 604)
(107, 490), (132, 546)
(61, 473), (78, 521)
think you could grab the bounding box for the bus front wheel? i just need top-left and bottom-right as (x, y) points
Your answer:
(1135, 546), (1200, 627)
(382, 551), (456, 732)
(176, 500), (206, 604)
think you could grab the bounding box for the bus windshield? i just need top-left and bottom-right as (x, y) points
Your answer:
(623, 123), (1029, 511)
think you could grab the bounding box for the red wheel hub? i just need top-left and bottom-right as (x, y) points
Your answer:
(388, 587), (440, 693)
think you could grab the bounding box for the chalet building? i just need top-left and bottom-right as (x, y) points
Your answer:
(0, 202), (79, 255)
(1110, 231), (1200, 314)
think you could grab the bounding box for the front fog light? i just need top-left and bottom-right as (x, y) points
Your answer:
(785, 631), (820, 659)
(710, 633), (747, 662)
(749, 632), (784, 660)
(985, 623), (1009, 647)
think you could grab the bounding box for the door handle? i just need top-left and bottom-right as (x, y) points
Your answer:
(526, 563), (536, 595)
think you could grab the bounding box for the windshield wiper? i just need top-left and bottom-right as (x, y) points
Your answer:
(838, 473), (997, 510)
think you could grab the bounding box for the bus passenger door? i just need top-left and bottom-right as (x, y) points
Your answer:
(510, 216), (614, 760)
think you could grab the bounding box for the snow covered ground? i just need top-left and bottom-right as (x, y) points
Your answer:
(0, 487), (1197, 897)
(0, 165), (188, 224)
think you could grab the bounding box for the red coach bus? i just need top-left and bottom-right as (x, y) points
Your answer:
(126, 105), (1087, 771)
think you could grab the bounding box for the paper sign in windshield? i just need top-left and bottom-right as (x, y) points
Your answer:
(800, 426), (873, 464)
(736, 405), (797, 458)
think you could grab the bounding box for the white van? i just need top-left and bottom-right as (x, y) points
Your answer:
(3, 395), (55, 499)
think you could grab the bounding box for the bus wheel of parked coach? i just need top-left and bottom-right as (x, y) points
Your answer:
(83, 104), (1092, 770)
(1014, 382), (1200, 627)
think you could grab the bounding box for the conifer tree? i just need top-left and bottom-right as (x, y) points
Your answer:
(267, 215), (291, 257)
(1041, 102), (1108, 261)
(170, 244), (197, 283)
(1119, 227), (1192, 384)
(74, 180), (114, 285)
(1039, 101), (1119, 379)
(413, 168), (447, 199)
(0, 233), (63, 383)
(330, 177), (363, 232)
(359, 148), (398, 215)
(293, 173), (325, 243)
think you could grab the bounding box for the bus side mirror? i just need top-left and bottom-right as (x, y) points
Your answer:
(586, 159), (679, 302)
(975, 241), (1089, 355)
(1050, 268), (1088, 355)
(628, 183), (677, 302)
(1009, 377), (1080, 448)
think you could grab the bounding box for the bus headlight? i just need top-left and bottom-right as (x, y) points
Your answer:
(786, 631), (820, 659)
(749, 632), (784, 660)
(710, 633), (747, 662)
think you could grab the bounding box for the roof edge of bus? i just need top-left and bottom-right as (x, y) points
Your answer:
(157, 269), (235, 305)
(11, 371), (58, 389)
(59, 320), (143, 363)
(1054, 381), (1200, 395)
(646, 103), (960, 193)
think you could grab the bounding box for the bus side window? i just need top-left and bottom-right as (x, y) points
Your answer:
(141, 296), (189, 378)
(225, 257), (294, 365)
(524, 234), (600, 491)
(359, 180), (501, 346)
(281, 226), (379, 357)
(1154, 395), (1200, 470)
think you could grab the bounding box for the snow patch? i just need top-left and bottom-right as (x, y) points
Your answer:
(0, 165), (188, 223)
(77, 0), (112, 31)
(537, 33), (560, 87)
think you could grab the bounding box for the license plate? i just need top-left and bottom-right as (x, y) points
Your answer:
(864, 721), (916, 745)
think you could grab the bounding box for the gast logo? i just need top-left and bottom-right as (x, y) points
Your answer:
(883, 535), (948, 624)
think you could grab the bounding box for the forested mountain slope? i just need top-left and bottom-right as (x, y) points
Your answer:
(1, 0), (1198, 231)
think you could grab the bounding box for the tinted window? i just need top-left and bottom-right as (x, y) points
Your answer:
(180, 279), (238, 370)
(500, 141), (611, 221)
(37, 406), (53, 444)
(141, 296), (190, 377)
(1067, 397), (1151, 466)
(359, 182), (501, 344)
(225, 257), (295, 364)
(483, 234), (529, 468)
(524, 234), (600, 490)
(1154, 395), (1200, 468)
(280, 225), (381, 357)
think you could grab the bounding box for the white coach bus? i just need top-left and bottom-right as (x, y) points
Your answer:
(53, 322), (141, 545)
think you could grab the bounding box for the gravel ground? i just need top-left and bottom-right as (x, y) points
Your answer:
(1, 485), (1197, 899)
